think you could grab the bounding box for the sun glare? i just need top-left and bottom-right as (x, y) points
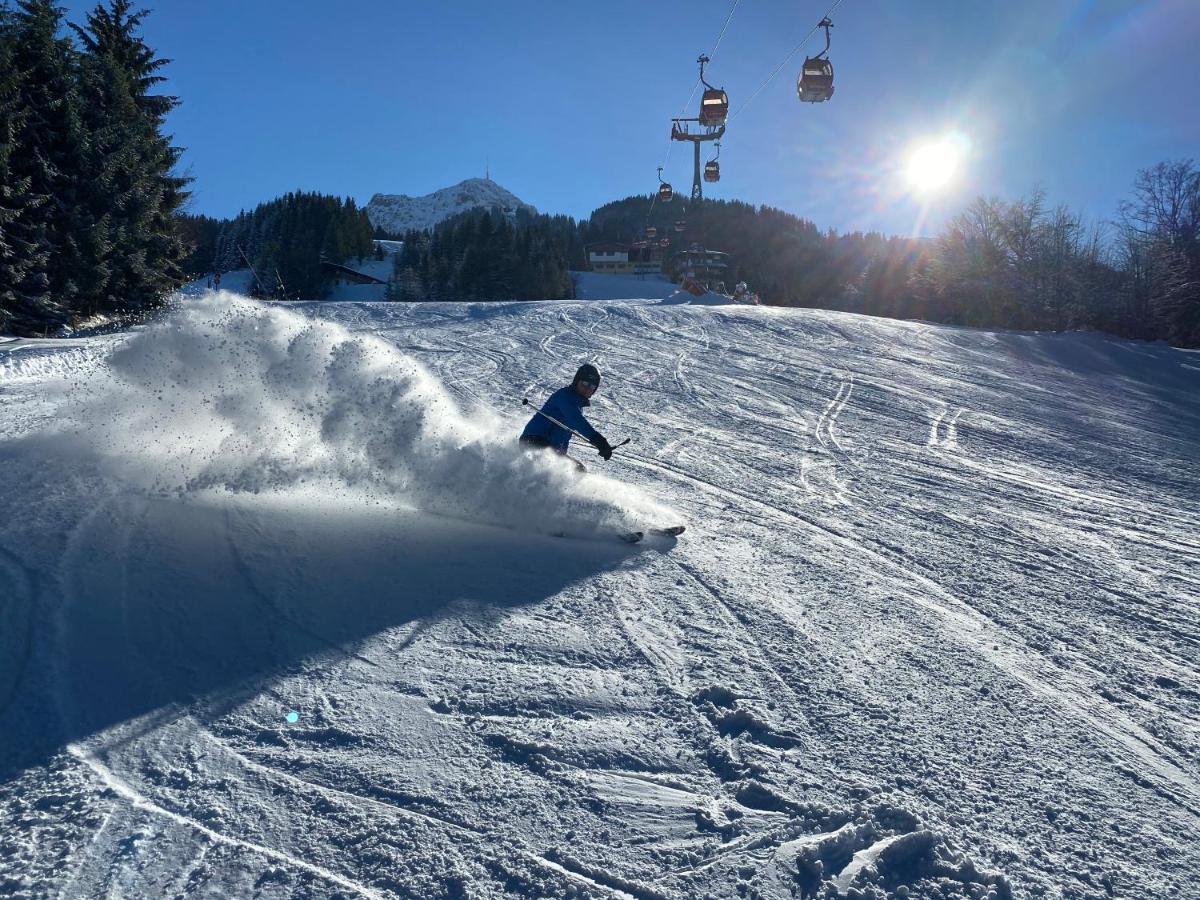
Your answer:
(905, 134), (969, 193)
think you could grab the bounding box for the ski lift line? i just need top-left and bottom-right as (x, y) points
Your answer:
(646, 81), (697, 222)
(643, 0), (744, 229)
(671, 0), (739, 123)
(729, 0), (848, 123)
(646, 0), (741, 224)
(707, 0), (743, 61)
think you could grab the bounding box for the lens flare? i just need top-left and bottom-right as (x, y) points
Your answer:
(905, 133), (970, 193)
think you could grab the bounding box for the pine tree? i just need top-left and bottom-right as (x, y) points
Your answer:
(0, 8), (57, 334)
(7, 0), (90, 327)
(71, 0), (190, 319)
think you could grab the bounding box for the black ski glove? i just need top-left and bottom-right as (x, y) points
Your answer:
(593, 434), (613, 461)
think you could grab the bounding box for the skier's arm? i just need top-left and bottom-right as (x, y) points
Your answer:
(546, 393), (600, 443)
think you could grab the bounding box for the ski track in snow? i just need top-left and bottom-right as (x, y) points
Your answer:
(3, 296), (1199, 898)
(632, 439), (1200, 813)
(65, 741), (388, 900)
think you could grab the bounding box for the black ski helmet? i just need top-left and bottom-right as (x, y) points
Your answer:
(573, 363), (600, 388)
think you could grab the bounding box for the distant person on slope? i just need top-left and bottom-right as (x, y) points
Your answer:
(520, 364), (613, 468)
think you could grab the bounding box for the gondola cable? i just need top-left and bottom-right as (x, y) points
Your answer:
(729, 0), (848, 123)
(648, 0), (743, 225)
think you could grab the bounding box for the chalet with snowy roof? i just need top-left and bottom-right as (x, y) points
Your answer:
(587, 242), (630, 273)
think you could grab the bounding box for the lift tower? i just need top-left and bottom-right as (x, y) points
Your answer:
(671, 55), (727, 203)
(671, 118), (724, 202)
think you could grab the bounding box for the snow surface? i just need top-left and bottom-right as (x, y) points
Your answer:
(572, 272), (679, 302)
(2, 294), (1199, 899)
(570, 273), (753, 306)
(187, 265), (685, 306)
(366, 178), (537, 235)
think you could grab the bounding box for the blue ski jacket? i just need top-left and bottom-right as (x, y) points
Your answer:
(521, 386), (600, 452)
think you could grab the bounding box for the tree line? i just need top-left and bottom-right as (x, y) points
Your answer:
(829, 163), (1199, 347)
(583, 161), (1199, 348)
(386, 207), (582, 302)
(180, 192), (375, 300)
(0, 0), (188, 336)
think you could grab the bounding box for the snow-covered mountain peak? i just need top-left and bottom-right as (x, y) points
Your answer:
(366, 177), (536, 235)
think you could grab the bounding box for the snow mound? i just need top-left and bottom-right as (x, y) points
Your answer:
(61, 293), (673, 539)
(366, 178), (536, 234)
(660, 288), (737, 306)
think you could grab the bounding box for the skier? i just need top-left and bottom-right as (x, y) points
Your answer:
(520, 364), (614, 467)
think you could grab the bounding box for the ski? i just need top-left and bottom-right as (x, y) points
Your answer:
(649, 525), (686, 536)
(618, 525), (685, 544)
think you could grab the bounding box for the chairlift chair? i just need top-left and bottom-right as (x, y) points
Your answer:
(797, 17), (835, 103)
(703, 141), (721, 183)
(657, 167), (673, 203)
(697, 54), (729, 127)
(700, 89), (729, 127)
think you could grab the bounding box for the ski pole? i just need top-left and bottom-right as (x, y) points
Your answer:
(521, 398), (631, 452)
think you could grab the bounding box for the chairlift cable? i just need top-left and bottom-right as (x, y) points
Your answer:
(729, 0), (847, 123)
(708, 0), (742, 62)
(658, 0), (741, 175)
(664, 0), (739, 162)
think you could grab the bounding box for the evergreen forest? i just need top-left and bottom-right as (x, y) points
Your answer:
(184, 192), (375, 301)
(0, 0), (188, 335)
(386, 208), (584, 302)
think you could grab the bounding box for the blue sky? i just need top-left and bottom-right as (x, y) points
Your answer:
(57, 0), (1200, 236)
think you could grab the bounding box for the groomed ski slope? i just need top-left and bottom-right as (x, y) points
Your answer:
(1, 292), (1198, 899)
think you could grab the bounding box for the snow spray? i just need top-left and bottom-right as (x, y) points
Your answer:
(59, 294), (676, 539)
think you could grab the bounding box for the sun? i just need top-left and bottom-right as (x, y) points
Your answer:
(905, 134), (969, 193)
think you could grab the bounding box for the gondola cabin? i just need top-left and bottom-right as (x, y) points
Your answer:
(674, 220), (686, 233)
(703, 160), (720, 183)
(699, 88), (729, 127)
(658, 182), (673, 203)
(797, 56), (834, 103)
(645, 226), (658, 239)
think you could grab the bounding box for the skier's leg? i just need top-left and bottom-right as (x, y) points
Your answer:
(519, 435), (553, 451)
